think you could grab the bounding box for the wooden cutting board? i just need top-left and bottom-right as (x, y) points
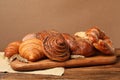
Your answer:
(10, 55), (117, 71)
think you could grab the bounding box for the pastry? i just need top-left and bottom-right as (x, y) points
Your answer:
(43, 33), (70, 61)
(19, 38), (45, 61)
(4, 41), (21, 58)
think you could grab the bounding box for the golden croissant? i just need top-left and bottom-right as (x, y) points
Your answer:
(4, 41), (21, 58)
(19, 38), (45, 62)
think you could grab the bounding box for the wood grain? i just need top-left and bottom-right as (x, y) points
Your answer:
(0, 49), (120, 80)
(0, 57), (120, 80)
(10, 55), (117, 71)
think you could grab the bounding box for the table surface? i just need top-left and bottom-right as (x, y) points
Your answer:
(0, 49), (120, 80)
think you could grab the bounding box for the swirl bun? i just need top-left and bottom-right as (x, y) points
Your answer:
(43, 33), (70, 61)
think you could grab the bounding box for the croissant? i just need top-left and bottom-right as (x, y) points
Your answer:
(43, 33), (70, 61)
(4, 41), (21, 58)
(19, 38), (45, 62)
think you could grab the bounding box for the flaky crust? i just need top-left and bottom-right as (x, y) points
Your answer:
(43, 33), (70, 61)
(4, 41), (21, 58)
(19, 38), (45, 61)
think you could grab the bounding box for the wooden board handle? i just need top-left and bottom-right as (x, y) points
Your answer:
(115, 48), (120, 57)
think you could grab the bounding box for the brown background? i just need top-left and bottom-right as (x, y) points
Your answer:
(0, 0), (120, 51)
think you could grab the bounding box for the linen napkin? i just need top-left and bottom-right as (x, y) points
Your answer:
(0, 52), (64, 76)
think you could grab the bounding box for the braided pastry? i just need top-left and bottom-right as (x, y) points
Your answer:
(75, 26), (114, 55)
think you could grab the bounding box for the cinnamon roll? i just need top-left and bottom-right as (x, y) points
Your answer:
(43, 33), (70, 61)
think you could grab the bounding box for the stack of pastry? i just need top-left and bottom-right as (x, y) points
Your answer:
(4, 26), (116, 71)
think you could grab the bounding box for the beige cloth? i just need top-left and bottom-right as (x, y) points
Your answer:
(0, 52), (64, 76)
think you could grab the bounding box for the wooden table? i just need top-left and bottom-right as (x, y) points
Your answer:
(0, 49), (120, 80)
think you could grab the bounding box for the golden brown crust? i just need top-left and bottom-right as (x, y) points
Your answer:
(93, 40), (114, 55)
(62, 33), (95, 56)
(19, 38), (45, 62)
(75, 26), (115, 55)
(62, 33), (78, 54)
(4, 41), (21, 58)
(4, 27), (116, 71)
(86, 27), (114, 55)
(73, 36), (95, 56)
(43, 33), (70, 62)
